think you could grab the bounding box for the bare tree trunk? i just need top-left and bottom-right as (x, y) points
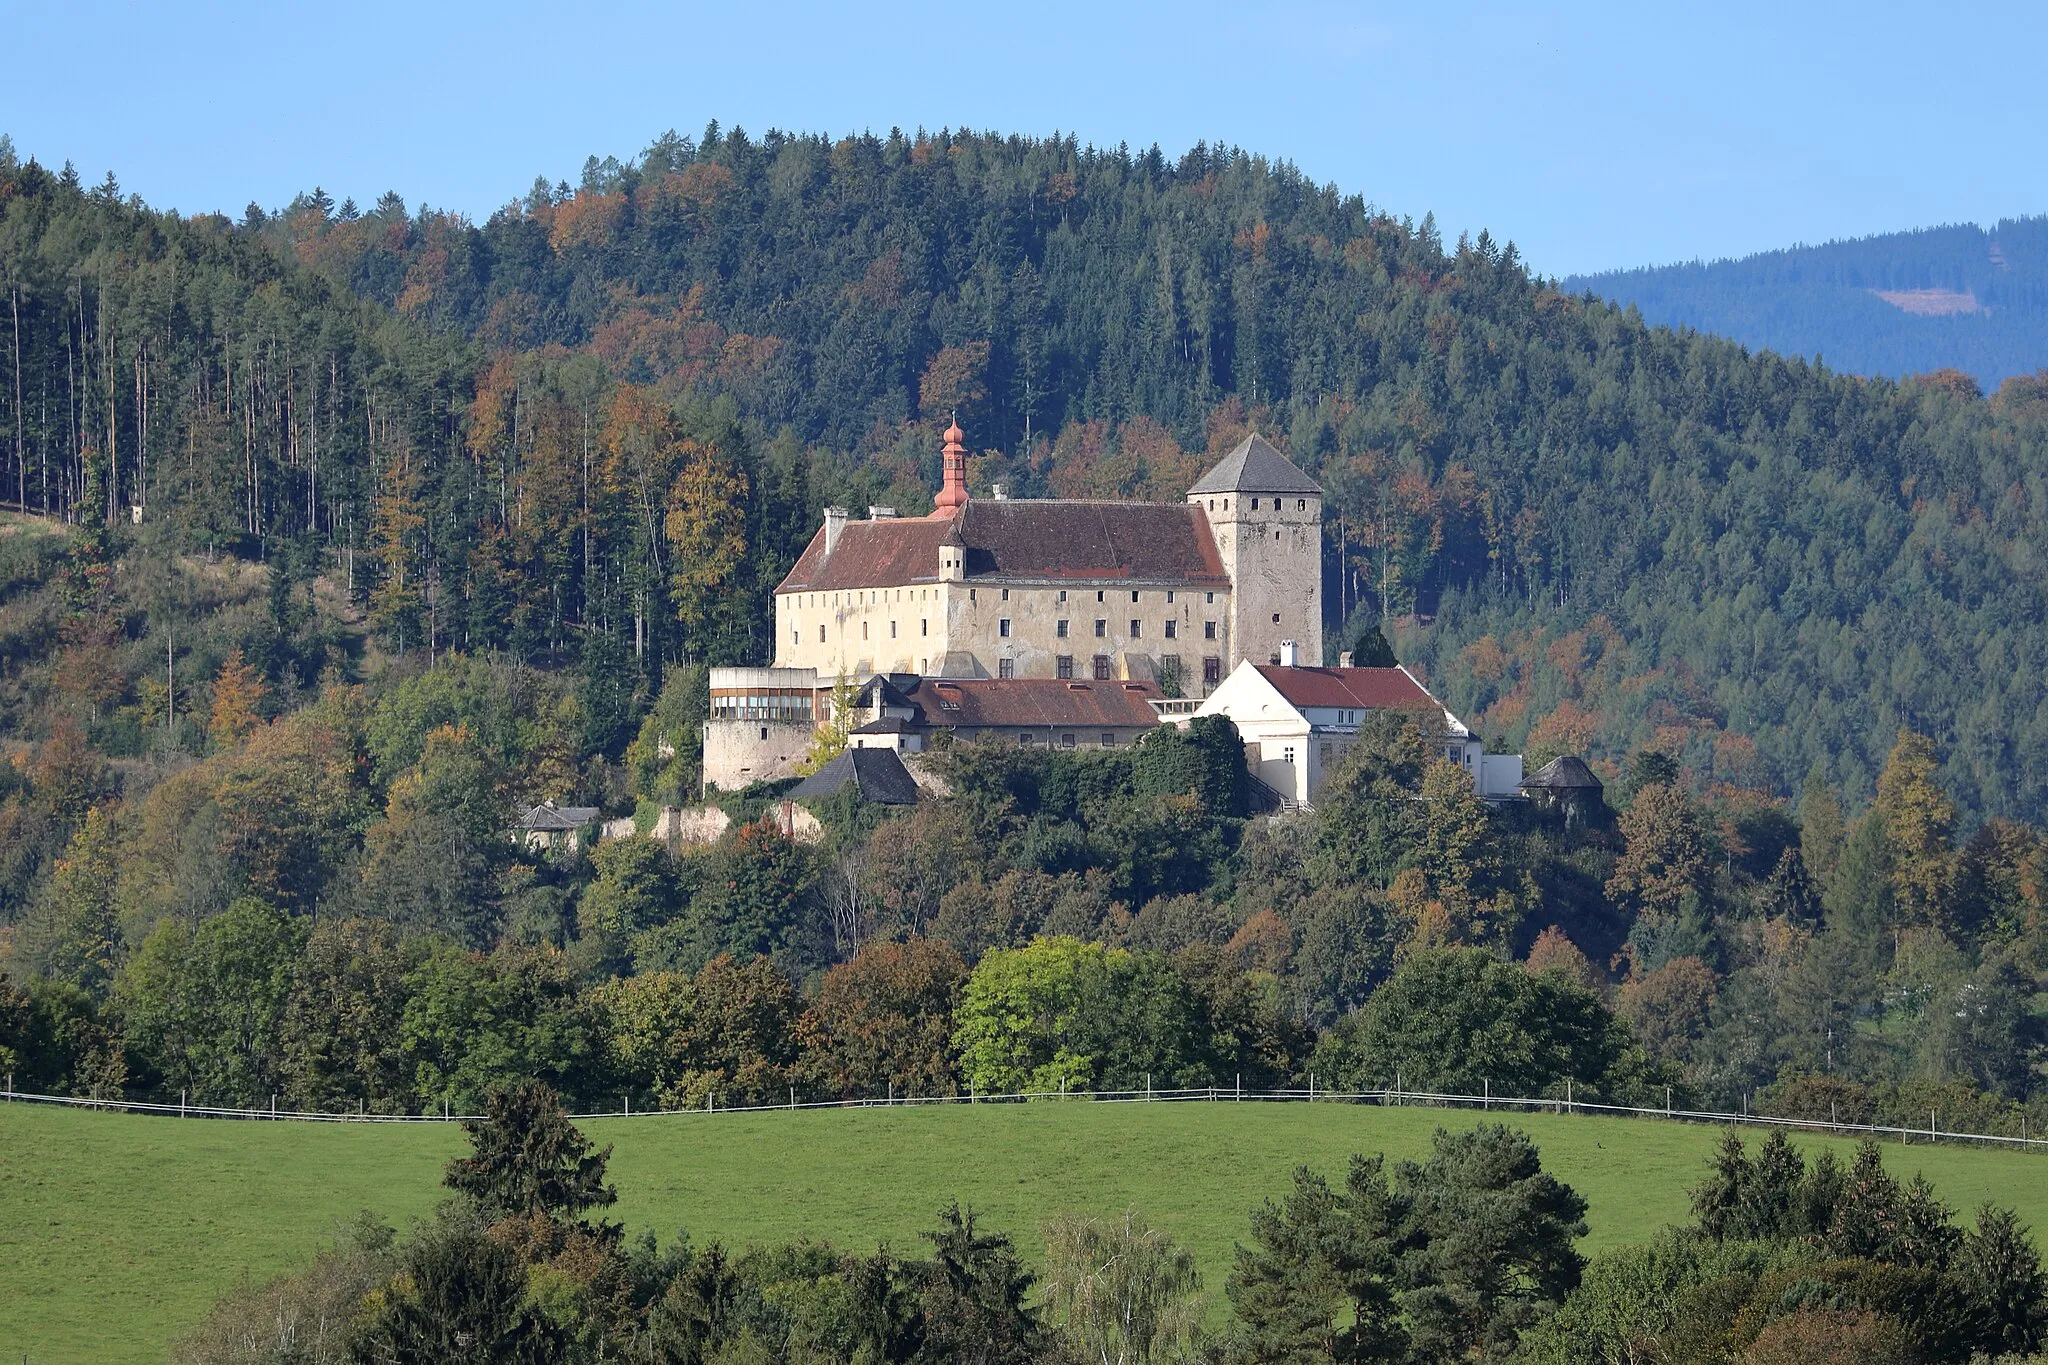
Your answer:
(10, 283), (22, 512)
(827, 847), (866, 960)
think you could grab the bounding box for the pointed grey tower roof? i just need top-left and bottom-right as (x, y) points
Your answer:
(1188, 433), (1322, 496)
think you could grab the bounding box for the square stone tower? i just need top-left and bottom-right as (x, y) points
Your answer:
(1188, 434), (1324, 667)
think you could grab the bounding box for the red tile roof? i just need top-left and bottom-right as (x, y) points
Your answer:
(902, 677), (1165, 730)
(1253, 664), (1438, 712)
(778, 516), (959, 594)
(777, 501), (1227, 594)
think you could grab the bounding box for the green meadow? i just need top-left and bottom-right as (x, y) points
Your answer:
(4, 1099), (2044, 1364)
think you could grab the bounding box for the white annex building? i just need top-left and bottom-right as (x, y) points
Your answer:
(1189, 649), (1524, 808)
(704, 423), (1327, 790)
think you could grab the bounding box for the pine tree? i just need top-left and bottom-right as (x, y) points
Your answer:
(368, 448), (426, 655)
(1876, 730), (1958, 929)
(207, 646), (265, 750)
(443, 1080), (617, 1225)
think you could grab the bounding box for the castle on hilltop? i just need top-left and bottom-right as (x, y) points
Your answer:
(702, 423), (1327, 790)
(773, 422), (1322, 689)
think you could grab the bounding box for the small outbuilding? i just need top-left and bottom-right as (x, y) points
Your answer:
(1518, 755), (1606, 826)
(786, 747), (921, 806)
(514, 800), (602, 854)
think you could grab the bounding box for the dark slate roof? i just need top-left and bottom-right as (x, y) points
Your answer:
(516, 802), (602, 831)
(852, 716), (914, 734)
(1188, 434), (1322, 496)
(901, 677), (1165, 729)
(1253, 665), (1437, 712)
(776, 501), (1227, 593)
(1520, 755), (1604, 790)
(787, 748), (920, 805)
(855, 674), (917, 711)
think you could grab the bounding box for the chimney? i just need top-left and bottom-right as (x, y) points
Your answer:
(823, 506), (849, 555)
(1280, 639), (1299, 668)
(1339, 651), (1354, 668)
(868, 506), (897, 519)
(933, 419), (970, 515)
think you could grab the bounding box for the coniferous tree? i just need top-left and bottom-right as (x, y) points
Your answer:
(443, 1079), (617, 1226)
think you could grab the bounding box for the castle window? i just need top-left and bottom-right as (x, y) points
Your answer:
(1129, 620), (1141, 638)
(921, 619), (928, 636)
(761, 727), (769, 741)
(1100, 733), (1116, 747)
(1283, 746), (1295, 764)
(1275, 531), (1281, 541)
(970, 588), (976, 602)
(1057, 655), (1073, 679)
(1204, 621), (1216, 640)
(862, 622), (869, 639)
(818, 625), (826, 642)
(1205, 591), (1214, 604)
(1001, 588), (1010, 601)
(1093, 654), (1112, 680)
(999, 618), (1011, 637)
(1164, 620), (1177, 639)
(1204, 656), (1222, 687)
(1018, 733), (1034, 746)
(1161, 656), (1182, 691)
(1060, 733), (1076, 749)
(1223, 499), (1230, 510)
(791, 629), (799, 645)
(890, 621), (898, 638)
(999, 658), (1015, 679)
(1131, 590), (1140, 603)
(1272, 613), (1281, 623)
(1094, 619), (1107, 637)
(1058, 590), (1067, 602)
(1167, 591), (1174, 603)
(1057, 619), (1069, 638)
(1298, 499), (1307, 511)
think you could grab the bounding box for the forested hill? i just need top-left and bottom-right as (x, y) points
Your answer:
(1568, 217), (2048, 390)
(4, 129), (2048, 822)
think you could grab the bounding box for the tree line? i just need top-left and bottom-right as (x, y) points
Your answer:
(8, 128), (2048, 822)
(167, 1077), (2047, 1364)
(4, 631), (2044, 1142)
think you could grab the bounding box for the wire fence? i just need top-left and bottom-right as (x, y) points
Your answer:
(4, 1076), (2042, 1152)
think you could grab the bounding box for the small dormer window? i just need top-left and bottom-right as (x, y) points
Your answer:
(1251, 498), (1260, 510)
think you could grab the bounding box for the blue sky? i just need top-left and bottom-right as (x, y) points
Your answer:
(6, 0), (2042, 278)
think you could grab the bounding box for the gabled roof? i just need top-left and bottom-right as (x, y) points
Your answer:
(777, 501), (1227, 593)
(1521, 755), (1604, 790)
(516, 801), (601, 831)
(1251, 664), (1438, 712)
(1188, 434), (1322, 496)
(787, 748), (921, 805)
(777, 515), (960, 594)
(902, 677), (1165, 730)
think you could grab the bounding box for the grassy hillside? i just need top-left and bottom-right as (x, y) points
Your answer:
(4, 1100), (2044, 1364)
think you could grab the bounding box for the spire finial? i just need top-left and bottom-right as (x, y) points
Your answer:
(934, 417), (970, 514)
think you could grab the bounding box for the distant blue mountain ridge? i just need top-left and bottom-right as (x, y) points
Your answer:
(1566, 215), (2048, 391)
